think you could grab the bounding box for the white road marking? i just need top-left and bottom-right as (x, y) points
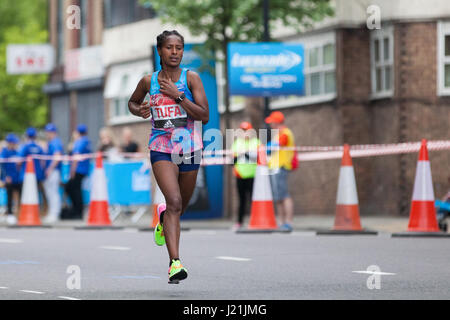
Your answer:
(99, 246), (131, 251)
(188, 230), (217, 235)
(0, 238), (23, 243)
(0, 287), (8, 289)
(20, 290), (45, 294)
(352, 271), (396, 276)
(216, 256), (251, 262)
(58, 296), (81, 300)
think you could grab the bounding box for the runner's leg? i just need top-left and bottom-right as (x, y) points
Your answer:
(152, 160), (182, 261)
(177, 169), (199, 249)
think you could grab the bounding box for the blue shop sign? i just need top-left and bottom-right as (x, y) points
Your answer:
(228, 42), (304, 96)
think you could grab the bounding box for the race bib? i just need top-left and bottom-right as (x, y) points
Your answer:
(151, 104), (188, 129)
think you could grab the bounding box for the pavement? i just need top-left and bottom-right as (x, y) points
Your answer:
(1, 225), (449, 300)
(1, 209), (449, 301)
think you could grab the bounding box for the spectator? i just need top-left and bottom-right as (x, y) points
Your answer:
(67, 130), (80, 155)
(64, 124), (91, 220)
(98, 127), (117, 152)
(0, 134), (21, 225)
(120, 126), (139, 157)
(18, 127), (46, 212)
(231, 121), (260, 230)
(265, 111), (296, 231)
(43, 123), (64, 224)
(98, 127), (121, 161)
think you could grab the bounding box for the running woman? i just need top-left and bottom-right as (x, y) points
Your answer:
(128, 30), (209, 283)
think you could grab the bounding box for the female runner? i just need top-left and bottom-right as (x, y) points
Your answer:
(128, 30), (209, 283)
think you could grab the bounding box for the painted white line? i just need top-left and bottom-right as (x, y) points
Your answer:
(216, 256), (251, 262)
(0, 238), (23, 244)
(58, 296), (81, 300)
(352, 271), (396, 276)
(99, 246), (131, 251)
(20, 290), (45, 294)
(0, 287), (9, 289)
(188, 230), (217, 235)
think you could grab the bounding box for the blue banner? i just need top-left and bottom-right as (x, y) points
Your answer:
(228, 42), (304, 96)
(0, 188), (6, 207)
(61, 161), (151, 206)
(153, 43), (223, 220)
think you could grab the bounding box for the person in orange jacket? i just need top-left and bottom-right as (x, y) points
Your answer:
(265, 111), (295, 231)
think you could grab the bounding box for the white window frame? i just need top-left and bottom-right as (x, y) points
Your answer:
(106, 61), (152, 125)
(370, 25), (394, 99)
(437, 21), (450, 96)
(271, 31), (337, 110)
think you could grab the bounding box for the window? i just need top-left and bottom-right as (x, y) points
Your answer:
(104, 61), (152, 125)
(304, 41), (336, 96)
(438, 21), (450, 95)
(104, 0), (156, 29)
(110, 75), (131, 119)
(370, 26), (394, 98)
(270, 32), (337, 110)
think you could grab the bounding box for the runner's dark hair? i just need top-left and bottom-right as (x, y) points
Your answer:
(156, 30), (184, 49)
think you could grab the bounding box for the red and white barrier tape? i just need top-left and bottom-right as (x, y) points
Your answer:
(0, 140), (449, 165)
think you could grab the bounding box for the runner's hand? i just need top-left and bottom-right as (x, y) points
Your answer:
(139, 101), (151, 119)
(159, 79), (181, 100)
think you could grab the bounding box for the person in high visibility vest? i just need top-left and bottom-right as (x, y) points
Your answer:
(265, 111), (295, 231)
(231, 121), (260, 230)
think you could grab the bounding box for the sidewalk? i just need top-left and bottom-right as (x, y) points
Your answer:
(0, 211), (419, 234)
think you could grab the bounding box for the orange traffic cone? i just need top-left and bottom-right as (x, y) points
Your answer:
(237, 146), (278, 233)
(393, 139), (449, 237)
(12, 157), (49, 228)
(75, 153), (122, 230)
(317, 145), (376, 235)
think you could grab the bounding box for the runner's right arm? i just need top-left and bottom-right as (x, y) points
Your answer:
(128, 76), (151, 119)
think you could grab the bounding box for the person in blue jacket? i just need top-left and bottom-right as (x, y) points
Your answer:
(18, 127), (46, 210)
(1, 134), (21, 225)
(43, 123), (64, 224)
(64, 124), (91, 220)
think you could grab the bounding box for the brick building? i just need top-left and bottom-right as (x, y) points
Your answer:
(225, 0), (450, 217)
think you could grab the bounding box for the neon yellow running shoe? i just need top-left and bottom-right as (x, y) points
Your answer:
(154, 203), (166, 246)
(168, 259), (188, 283)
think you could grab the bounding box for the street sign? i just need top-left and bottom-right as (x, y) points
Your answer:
(6, 44), (54, 74)
(228, 42), (304, 96)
